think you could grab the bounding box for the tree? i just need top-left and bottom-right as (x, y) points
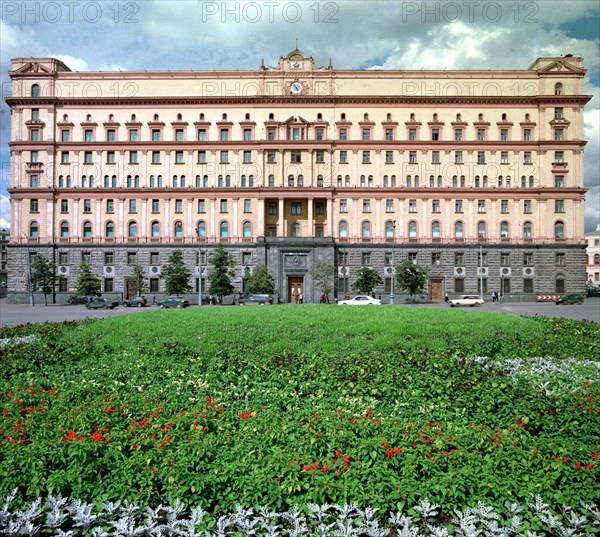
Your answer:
(208, 243), (235, 302)
(161, 250), (192, 296)
(313, 262), (334, 301)
(129, 264), (148, 297)
(244, 264), (275, 295)
(31, 255), (55, 306)
(75, 263), (101, 298)
(351, 267), (383, 295)
(395, 260), (428, 301)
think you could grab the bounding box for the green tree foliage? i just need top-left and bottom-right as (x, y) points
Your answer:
(31, 255), (55, 306)
(129, 264), (149, 297)
(208, 243), (235, 302)
(351, 267), (383, 295)
(395, 259), (429, 300)
(161, 250), (192, 296)
(244, 264), (275, 295)
(313, 262), (335, 299)
(75, 263), (101, 298)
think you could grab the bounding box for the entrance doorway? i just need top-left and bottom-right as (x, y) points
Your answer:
(288, 277), (304, 303)
(430, 279), (443, 301)
(125, 278), (134, 299)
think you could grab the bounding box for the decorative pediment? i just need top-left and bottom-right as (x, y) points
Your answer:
(537, 60), (585, 74)
(283, 115), (310, 125)
(13, 62), (53, 75)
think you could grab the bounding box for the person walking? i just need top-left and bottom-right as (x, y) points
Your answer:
(444, 292), (449, 303)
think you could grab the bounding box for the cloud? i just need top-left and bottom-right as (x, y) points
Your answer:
(0, 195), (10, 229)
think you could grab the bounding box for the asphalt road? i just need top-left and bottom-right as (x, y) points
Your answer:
(0, 297), (598, 327)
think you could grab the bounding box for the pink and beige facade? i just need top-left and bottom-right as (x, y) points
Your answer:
(6, 50), (591, 303)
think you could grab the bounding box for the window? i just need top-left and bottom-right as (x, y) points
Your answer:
(83, 199), (92, 213)
(523, 279), (534, 293)
(129, 129), (138, 142)
(268, 202), (277, 215)
(555, 175), (564, 188)
(31, 150), (39, 163)
(408, 199), (417, 213)
(523, 200), (532, 213)
(315, 150), (325, 163)
(478, 221), (487, 238)
(555, 275), (565, 294)
(220, 129), (230, 141)
(500, 128), (508, 141)
(554, 128), (564, 141)
(431, 151), (440, 164)
(408, 221), (417, 239)
(127, 252), (137, 265)
(60, 222), (69, 238)
(523, 129), (531, 141)
(454, 253), (464, 266)
(197, 129), (207, 141)
(291, 202), (302, 215)
(243, 150), (252, 163)
(362, 252), (371, 265)
(152, 151), (160, 164)
(339, 128), (347, 141)
(523, 151), (532, 164)
(432, 252), (441, 265)
(385, 221), (395, 238)
(267, 150), (276, 163)
(554, 151), (564, 163)
(454, 221), (463, 239)
(30, 129), (40, 142)
(316, 127), (325, 140)
(105, 222), (115, 238)
(31, 108), (40, 120)
(174, 199), (183, 213)
(83, 221), (92, 238)
(243, 199), (251, 213)
(500, 221), (509, 238)
(29, 175), (39, 188)
(408, 252), (417, 264)
(386, 199), (394, 213)
(523, 222), (532, 239)
(555, 200), (565, 213)
(477, 128), (486, 141)
(455, 200), (463, 213)
(220, 200), (228, 213)
(501, 200), (509, 213)
(127, 221), (137, 238)
(129, 199), (137, 213)
(431, 128), (440, 141)
(242, 222), (252, 238)
(524, 253), (534, 266)
(556, 253), (565, 266)
(477, 151), (485, 164)
(174, 151), (184, 164)
(409, 151), (417, 163)
(555, 83), (563, 96)
(554, 221), (565, 239)
(291, 150), (301, 163)
(30, 199), (39, 213)
(362, 128), (371, 141)
(454, 151), (463, 164)
(151, 129), (161, 142)
(220, 151), (229, 164)
(362, 151), (371, 164)
(477, 200), (486, 213)
(362, 199), (371, 213)
(61, 130), (70, 142)
(432, 200), (440, 213)
(554, 108), (564, 119)
(339, 199), (348, 213)
(454, 128), (463, 141)
(60, 200), (68, 213)
(61, 151), (69, 164)
(431, 221), (440, 239)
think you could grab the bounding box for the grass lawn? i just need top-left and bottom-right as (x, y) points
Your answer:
(0, 306), (598, 517)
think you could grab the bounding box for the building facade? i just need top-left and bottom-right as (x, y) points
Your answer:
(6, 50), (591, 303)
(586, 224), (600, 285)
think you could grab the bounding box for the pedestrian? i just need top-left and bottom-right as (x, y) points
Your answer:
(444, 292), (449, 303)
(492, 291), (497, 302)
(319, 293), (324, 304)
(299, 292), (303, 304)
(152, 295), (156, 305)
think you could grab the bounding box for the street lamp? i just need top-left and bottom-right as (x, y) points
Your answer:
(389, 220), (397, 305)
(22, 233), (35, 307)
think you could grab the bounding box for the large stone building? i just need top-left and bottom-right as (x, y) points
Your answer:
(5, 50), (591, 304)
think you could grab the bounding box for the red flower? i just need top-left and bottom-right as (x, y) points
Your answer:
(592, 452), (599, 460)
(513, 442), (518, 447)
(321, 465), (328, 472)
(586, 463), (594, 470)
(381, 441), (389, 450)
(575, 462), (582, 469)
(91, 430), (103, 442)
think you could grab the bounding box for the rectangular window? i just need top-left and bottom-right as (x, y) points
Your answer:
(31, 109), (40, 120)
(152, 129), (160, 142)
(107, 151), (116, 164)
(315, 202), (324, 215)
(338, 252), (348, 265)
(129, 199), (137, 213)
(175, 199), (183, 213)
(500, 253), (510, 266)
(386, 199), (393, 213)
(362, 253), (371, 266)
(554, 151), (564, 163)
(431, 128), (440, 141)
(339, 199), (348, 213)
(150, 278), (159, 293)
(197, 150), (206, 163)
(408, 253), (417, 264)
(477, 151), (485, 164)
(431, 151), (440, 164)
(197, 199), (205, 213)
(339, 150), (348, 163)
(523, 279), (534, 293)
(129, 151), (138, 164)
(30, 199), (39, 213)
(316, 127), (325, 140)
(339, 128), (348, 140)
(151, 199), (159, 212)
(104, 252), (114, 265)
(58, 252), (68, 265)
(81, 252), (91, 264)
(197, 129), (206, 141)
(106, 199), (114, 213)
(455, 200), (463, 213)
(291, 150), (301, 163)
(500, 129), (508, 141)
(477, 200), (486, 213)
(501, 200), (509, 213)
(83, 199), (91, 213)
(60, 200), (68, 213)
(556, 253), (565, 266)
(554, 128), (564, 141)
(31, 150), (39, 163)
(220, 199), (228, 213)
(84, 151), (93, 164)
(291, 202), (302, 215)
(104, 278), (114, 293)
(61, 151), (69, 164)
(409, 151), (417, 163)
(454, 253), (464, 266)
(524, 151), (532, 164)
(129, 129), (138, 142)
(175, 129), (184, 142)
(315, 150), (325, 163)
(523, 128), (531, 141)
(362, 151), (371, 164)
(220, 129), (229, 141)
(454, 151), (463, 164)
(267, 150), (276, 163)
(432, 200), (440, 213)
(477, 128), (486, 141)
(408, 128), (417, 141)
(152, 151), (160, 164)
(175, 151), (184, 164)
(554, 107), (564, 119)
(385, 150), (394, 164)
(408, 199), (417, 213)
(362, 199), (371, 213)
(524, 253), (534, 266)
(523, 200), (532, 213)
(127, 252), (137, 265)
(385, 128), (394, 141)
(454, 128), (463, 141)
(220, 151), (229, 164)
(500, 151), (509, 164)
(244, 199), (251, 213)
(268, 202), (277, 215)
(362, 128), (371, 141)
(150, 252), (160, 265)
(107, 130), (116, 142)
(243, 150), (252, 163)
(555, 200), (565, 213)
(30, 129), (39, 142)
(555, 175), (564, 188)
(431, 253), (441, 265)
(61, 130), (70, 142)
(454, 278), (465, 293)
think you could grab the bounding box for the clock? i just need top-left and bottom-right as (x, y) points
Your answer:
(290, 81), (303, 94)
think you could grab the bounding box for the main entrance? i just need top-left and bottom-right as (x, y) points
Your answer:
(288, 277), (304, 303)
(430, 279), (443, 301)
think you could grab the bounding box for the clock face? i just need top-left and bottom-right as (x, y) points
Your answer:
(290, 81), (303, 94)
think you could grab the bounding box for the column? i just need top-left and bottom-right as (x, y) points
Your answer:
(187, 199), (194, 237)
(95, 200), (102, 240)
(210, 198), (216, 237)
(307, 198), (313, 237)
(141, 198), (148, 239)
(118, 200), (124, 238)
(232, 197), (239, 239)
(73, 199), (80, 239)
(257, 198), (265, 237)
(327, 198), (333, 237)
(278, 198), (285, 236)
(164, 199), (171, 239)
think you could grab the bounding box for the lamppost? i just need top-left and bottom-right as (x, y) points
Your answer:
(390, 220), (397, 305)
(22, 233), (35, 307)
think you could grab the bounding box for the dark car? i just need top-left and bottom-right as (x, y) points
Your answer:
(237, 293), (273, 305)
(157, 296), (189, 309)
(555, 294), (584, 305)
(123, 295), (147, 307)
(86, 297), (119, 309)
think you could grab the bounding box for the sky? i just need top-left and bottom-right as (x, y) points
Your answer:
(0, 0), (599, 231)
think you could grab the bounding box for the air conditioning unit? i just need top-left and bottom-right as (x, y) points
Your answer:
(148, 266), (161, 277)
(338, 266), (350, 278)
(194, 266), (207, 277)
(523, 267), (535, 277)
(453, 267), (465, 277)
(383, 267), (395, 276)
(57, 266), (70, 277)
(477, 267), (489, 277)
(500, 267), (512, 277)
(103, 266), (115, 277)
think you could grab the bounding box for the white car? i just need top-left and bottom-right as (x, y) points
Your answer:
(338, 295), (382, 305)
(448, 295), (485, 307)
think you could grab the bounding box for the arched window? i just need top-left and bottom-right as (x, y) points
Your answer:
(482, 175), (488, 188)
(220, 221), (229, 237)
(385, 221), (395, 238)
(368, 175), (373, 187)
(361, 221), (371, 238)
(408, 220), (417, 238)
(298, 174), (304, 187)
(429, 175), (434, 188)
(554, 221), (565, 239)
(60, 221), (69, 238)
(31, 84), (40, 97)
(317, 174), (324, 187)
(594, 253), (600, 265)
(245, 113), (250, 120)
(29, 221), (39, 238)
(128, 221), (137, 238)
(127, 175), (133, 188)
(248, 175), (254, 187)
(269, 113), (274, 120)
(195, 175), (201, 188)
(406, 175), (412, 188)
(554, 83), (563, 96)
(555, 275), (565, 294)
(477, 221), (487, 238)
(82, 175), (88, 188)
(82, 221), (92, 238)
(529, 176), (534, 188)
(59, 175), (65, 188)
(452, 175), (457, 188)
(105, 221), (115, 238)
(89, 175), (95, 188)
(383, 175), (389, 187)
(225, 175), (231, 187)
(498, 176), (503, 188)
(341, 113), (346, 120)
(67, 175), (72, 188)
(523, 221), (532, 239)
(414, 175), (420, 187)
(222, 113), (227, 121)
(521, 175), (526, 188)
(197, 221), (206, 238)
(243, 221), (252, 238)
(506, 175), (511, 188)
(150, 175), (155, 188)
(475, 175), (481, 188)
(241, 175), (247, 187)
(500, 221), (509, 238)
(218, 174), (224, 188)
(339, 220), (348, 238)
(180, 175), (186, 188)
(151, 221), (160, 237)
(153, 113), (159, 121)
(173, 175), (178, 188)
(174, 221), (183, 238)
(431, 221), (441, 239)
(131, 114), (136, 121)
(360, 175), (366, 187)
(199, 113), (205, 120)
(288, 175), (294, 187)
(177, 113), (182, 121)
(157, 175), (163, 188)
(268, 174), (275, 187)
(436, 176), (441, 187)
(454, 221), (463, 239)
(345, 175), (350, 187)
(203, 175), (209, 188)
(111, 175), (117, 188)
(292, 223), (301, 237)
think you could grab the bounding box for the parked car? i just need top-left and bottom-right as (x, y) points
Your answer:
(157, 296), (189, 308)
(337, 295), (382, 305)
(122, 295), (147, 307)
(448, 295), (485, 307)
(85, 297), (119, 309)
(555, 294), (584, 305)
(237, 293), (273, 305)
